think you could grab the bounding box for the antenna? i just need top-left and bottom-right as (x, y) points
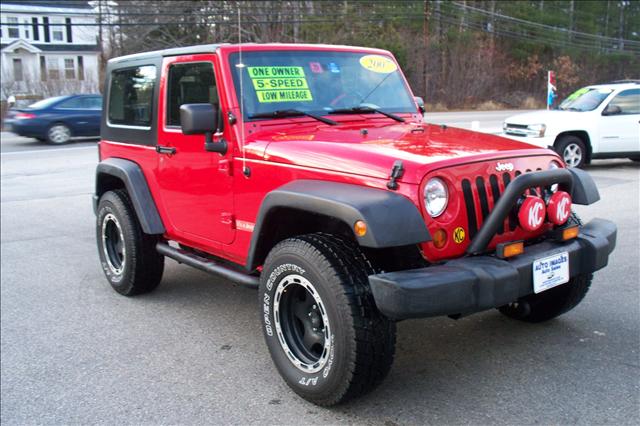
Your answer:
(236, 6), (249, 177)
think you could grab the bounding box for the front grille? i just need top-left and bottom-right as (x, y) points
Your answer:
(461, 169), (542, 240)
(505, 123), (528, 129)
(504, 123), (533, 136)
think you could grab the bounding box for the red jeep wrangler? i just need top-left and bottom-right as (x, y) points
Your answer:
(94, 44), (616, 406)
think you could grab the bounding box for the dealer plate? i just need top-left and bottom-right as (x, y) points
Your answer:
(532, 251), (569, 294)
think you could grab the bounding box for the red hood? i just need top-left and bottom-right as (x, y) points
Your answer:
(245, 121), (553, 184)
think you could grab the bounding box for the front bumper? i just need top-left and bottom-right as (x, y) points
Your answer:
(369, 218), (616, 320)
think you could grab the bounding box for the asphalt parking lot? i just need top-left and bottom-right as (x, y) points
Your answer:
(1, 113), (639, 424)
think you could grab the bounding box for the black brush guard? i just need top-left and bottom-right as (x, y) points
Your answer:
(368, 168), (615, 320)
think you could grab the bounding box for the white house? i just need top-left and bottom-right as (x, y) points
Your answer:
(0, 0), (100, 99)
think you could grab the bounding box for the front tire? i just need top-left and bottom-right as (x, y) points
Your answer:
(500, 212), (592, 322)
(259, 233), (396, 406)
(498, 274), (593, 323)
(555, 135), (586, 168)
(96, 190), (164, 296)
(46, 123), (72, 144)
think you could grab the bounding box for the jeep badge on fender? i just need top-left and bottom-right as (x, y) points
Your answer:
(94, 43), (617, 406)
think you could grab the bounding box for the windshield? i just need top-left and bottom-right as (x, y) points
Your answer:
(228, 50), (416, 120)
(26, 96), (67, 110)
(557, 87), (613, 112)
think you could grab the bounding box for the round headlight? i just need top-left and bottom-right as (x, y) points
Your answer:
(424, 177), (449, 218)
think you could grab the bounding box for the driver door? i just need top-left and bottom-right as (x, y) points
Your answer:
(155, 55), (235, 246)
(599, 88), (640, 153)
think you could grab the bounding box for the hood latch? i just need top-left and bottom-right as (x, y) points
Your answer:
(387, 160), (404, 190)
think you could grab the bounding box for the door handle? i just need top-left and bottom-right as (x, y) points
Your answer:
(156, 145), (176, 155)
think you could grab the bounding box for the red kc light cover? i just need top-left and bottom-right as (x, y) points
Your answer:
(518, 196), (547, 231)
(547, 191), (572, 225)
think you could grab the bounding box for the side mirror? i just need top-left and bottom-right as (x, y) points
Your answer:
(180, 103), (227, 154)
(414, 96), (426, 114)
(602, 104), (622, 116)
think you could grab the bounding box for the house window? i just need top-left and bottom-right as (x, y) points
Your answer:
(64, 58), (75, 79)
(24, 20), (30, 39)
(51, 18), (64, 41)
(8, 17), (20, 38)
(47, 57), (60, 80)
(13, 59), (24, 82)
(77, 56), (84, 80)
(52, 27), (64, 41)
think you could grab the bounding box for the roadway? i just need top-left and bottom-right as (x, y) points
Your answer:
(1, 111), (638, 424)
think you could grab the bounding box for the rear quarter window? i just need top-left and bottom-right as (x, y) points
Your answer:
(108, 65), (156, 127)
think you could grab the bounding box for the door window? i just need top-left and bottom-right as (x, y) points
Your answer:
(166, 62), (219, 127)
(84, 97), (102, 110)
(606, 89), (640, 115)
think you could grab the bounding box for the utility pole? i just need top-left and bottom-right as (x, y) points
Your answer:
(423, 0), (429, 98)
(97, 0), (105, 91)
(619, 0), (625, 51)
(569, 0), (575, 43)
(489, 0), (496, 49)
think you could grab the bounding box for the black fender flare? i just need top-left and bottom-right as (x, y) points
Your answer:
(568, 167), (600, 205)
(94, 158), (165, 235)
(246, 180), (430, 270)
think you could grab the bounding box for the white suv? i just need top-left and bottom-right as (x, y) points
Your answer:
(503, 81), (640, 167)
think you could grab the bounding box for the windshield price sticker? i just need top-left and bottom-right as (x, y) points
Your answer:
(359, 55), (398, 74)
(256, 90), (313, 103)
(566, 87), (590, 101)
(248, 66), (313, 103)
(252, 78), (309, 90)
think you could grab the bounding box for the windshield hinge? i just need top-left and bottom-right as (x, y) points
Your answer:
(387, 160), (404, 190)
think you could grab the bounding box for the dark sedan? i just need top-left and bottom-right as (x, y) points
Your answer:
(5, 94), (102, 144)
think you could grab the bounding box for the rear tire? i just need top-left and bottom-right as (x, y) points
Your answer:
(556, 135), (586, 168)
(259, 233), (396, 406)
(46, 123), (72, 144)
(96, 189), (164, 296)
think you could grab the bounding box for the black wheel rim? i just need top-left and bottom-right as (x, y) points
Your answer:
(101, 213), (125, 274)
(273, 274), (331, 373)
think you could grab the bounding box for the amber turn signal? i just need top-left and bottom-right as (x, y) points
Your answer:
(496, 241), (524, 259)
(354, 220), (367, 237)
(432, 228), (447, 249)
(561, 225), (579, 241)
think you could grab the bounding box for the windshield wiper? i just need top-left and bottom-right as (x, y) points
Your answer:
(249, 109), (337, 125)
(329, 106), (405, 123)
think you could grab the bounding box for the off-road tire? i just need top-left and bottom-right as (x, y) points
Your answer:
(96, 189), (164, 296)
(259, 233), (396, 406)
(499, 212), (592, 322)
(555, 135), (587, 168)
(46, 123), (72, 144)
